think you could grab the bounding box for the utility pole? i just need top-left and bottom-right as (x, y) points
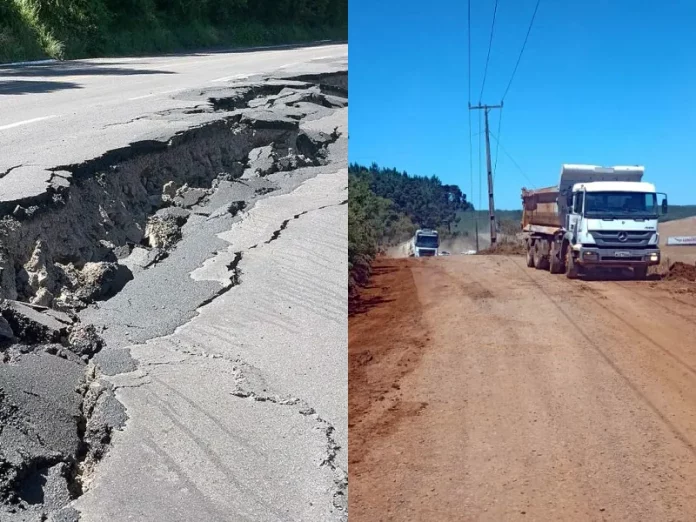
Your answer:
(469, 102), (503, 245)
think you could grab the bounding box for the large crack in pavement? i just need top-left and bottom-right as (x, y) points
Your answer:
(74, 170), (348, 521)
(0, 70), (347, 521)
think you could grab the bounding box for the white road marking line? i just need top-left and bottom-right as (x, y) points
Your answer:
(0, 115), (58, 131)
(128, 88), (181, 101)
(211, 73), (251, 83)
(1, 58), (58, 67)
(277, 62), (301, 70)
(128, 93), (156, 101)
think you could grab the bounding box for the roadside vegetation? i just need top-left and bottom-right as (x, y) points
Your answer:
(348, 162), (472, 295)
(348, 163), (696, 295)
(660, 205), (696, 223)
(0, 0), (347, 63)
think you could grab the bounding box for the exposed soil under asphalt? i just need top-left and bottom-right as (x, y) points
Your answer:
(0, 70), (347, 521)
(349, 254), (696, 521)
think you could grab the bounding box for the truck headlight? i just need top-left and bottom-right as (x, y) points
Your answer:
(649, 252), (659, 262)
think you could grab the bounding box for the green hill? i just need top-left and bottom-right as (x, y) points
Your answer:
(661, 205), (696, 223)
(453, 205), (696, 237)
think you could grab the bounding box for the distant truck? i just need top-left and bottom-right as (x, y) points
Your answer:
(521, 164), (667, 279)
(409, 229), (439, 257)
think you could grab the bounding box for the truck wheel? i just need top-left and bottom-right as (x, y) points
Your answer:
(534, 241), (550, 270)
(634, 266), (648, 280)
(549, 243), (562, 274)
(565, 246), (579, 279)
(533, 242), (543, 269)
(526, 241), (535, 267)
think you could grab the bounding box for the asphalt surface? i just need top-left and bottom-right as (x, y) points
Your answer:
(76, 169), (347, 521)
(0, 43), (347, 520)
(0, 43), (347, 208)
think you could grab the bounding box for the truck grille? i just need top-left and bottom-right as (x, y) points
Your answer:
(419, 250), (436, 257)
(589, 230), (653, 248)
(600, 255), (644, 262)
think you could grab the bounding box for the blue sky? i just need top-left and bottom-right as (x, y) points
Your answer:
(348, 0), (696, 209)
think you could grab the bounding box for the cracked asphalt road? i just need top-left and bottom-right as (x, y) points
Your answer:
(0, 43), (347, 521)
(0, 42), (346, 209)
(76, 171), (347, 521)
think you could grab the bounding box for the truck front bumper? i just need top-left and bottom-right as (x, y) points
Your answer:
(575, 246), (660, 267)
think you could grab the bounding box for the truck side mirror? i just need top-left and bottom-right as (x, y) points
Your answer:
(658, 193), (668, 215)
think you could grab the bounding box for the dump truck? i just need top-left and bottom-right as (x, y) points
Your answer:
(521, 164), (668, 279)
(409, 229), (439, 257)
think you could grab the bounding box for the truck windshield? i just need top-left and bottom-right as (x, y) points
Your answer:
(415, 235), (439, 248)
(584, 192), (657, 219)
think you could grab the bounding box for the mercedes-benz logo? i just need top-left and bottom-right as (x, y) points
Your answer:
(618, 232), (628, 242)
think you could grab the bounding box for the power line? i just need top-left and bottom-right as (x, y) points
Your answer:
(469, 111), (474, 212)
(479, 0), (499, 102)
(468, 0), (472, 105)
(478, 110), (483, 213)
(501, 0), (541, 101)
(492, 106), (503, 182)
(468, 0), (474, 214)
(488, 131), (536, 188)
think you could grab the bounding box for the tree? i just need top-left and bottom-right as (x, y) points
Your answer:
(348, 163), (472, 232)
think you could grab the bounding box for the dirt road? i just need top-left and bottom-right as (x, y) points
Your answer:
(350, 255), (696, 521)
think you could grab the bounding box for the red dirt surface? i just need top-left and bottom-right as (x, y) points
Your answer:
(349, 258), (431, 469)
(478, 239), (526, 256)
(350, 254), (696, 521)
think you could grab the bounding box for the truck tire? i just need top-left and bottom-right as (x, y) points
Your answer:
(634, 266), (648, 280)
(534, 241), (550, 270)
(549, 243), (563, 274)
(526, 240), (535, 267)
(565, 246), (579, 279)
(533, 242), (542, 269)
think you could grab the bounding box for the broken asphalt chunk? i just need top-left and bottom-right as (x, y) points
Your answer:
(0, 316), (14, 341)
(0, 299), (72, 344)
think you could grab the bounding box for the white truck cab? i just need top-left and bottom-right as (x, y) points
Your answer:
(563, 167), (667, 278)
(409, 229), (439, 257)
(566, 181), (666, 275)
(522, 165), (668, 279)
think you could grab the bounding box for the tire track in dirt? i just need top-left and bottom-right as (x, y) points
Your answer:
(510, 258), (696, 454)
(612, 280), (696, 327)
(351, 254), (696, 522)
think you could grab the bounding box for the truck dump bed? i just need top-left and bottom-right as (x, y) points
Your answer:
(522, 185), (562, 229)
(521, 164), (645, 232)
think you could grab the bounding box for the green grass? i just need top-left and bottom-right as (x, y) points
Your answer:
(0, 1), (46, 62)
(0, 0), (347, 63)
